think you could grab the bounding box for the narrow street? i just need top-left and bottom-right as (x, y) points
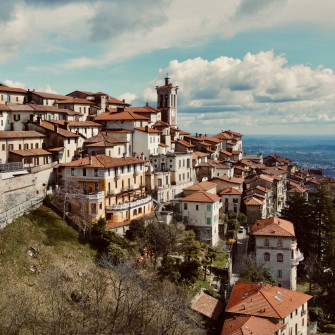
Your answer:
(231, 228), (249, 285)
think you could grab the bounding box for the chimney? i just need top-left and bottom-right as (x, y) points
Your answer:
(100, 95), (106, 112)
(53, 124), (58, 133)
(122, 99), (125, 103)
(123, 152), (126, 159)
(89, 155), (92, 165)
(165, 77), (170, 86)
(146, 102), (149, 106)
(145, 125), (149, 132)
(37, 115), (42, 125)
(64, 121), (69, 130)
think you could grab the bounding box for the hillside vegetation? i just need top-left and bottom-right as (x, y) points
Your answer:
(0, 206), (201, 335)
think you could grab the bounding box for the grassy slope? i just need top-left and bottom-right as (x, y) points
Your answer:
(0, 206), (96, 291)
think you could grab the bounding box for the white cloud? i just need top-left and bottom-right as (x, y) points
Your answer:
(3, 79), (26, 88)
(139, 51), (335, 134)
(118, 92), (137, 105)
(36, 84), (58, 94)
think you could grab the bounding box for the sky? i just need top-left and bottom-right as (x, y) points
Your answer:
(1, 0), (335, 135)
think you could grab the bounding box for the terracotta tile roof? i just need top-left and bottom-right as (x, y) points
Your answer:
(288, 186), (308, 193)
(192, 292), (224, 321)
(153, 120), (170, 127)
(0, 104), (10, 111)
(207, 159), (230, 169)
(32, 91), (68, 100)
(192, 151), (210, 159)
(10, 149), (52, 157)
(176, 139), (195, 148)
(47, 147), (64, 152)
(305, 178), (320, 185)
(170, 126), (180, 132)
(220, 149), (233, 156)
(0, 86), (27, 93)
(246, 185), (271, 194)
(232, 150), (242, 155)
(225, 130), (243, 137)
(159, 143), (169, 147)
(184, 181), (217, 192)
(68, 90), (94, 96)
(0, 131), (46, 139)
(213, 174), (244, 184)
(59, 154), (146, 168)
(8, 104), (34, 111)
(252, 217), (295, 237)
(221, 315), (284, 335)
(29, 104), (70, 113)
(185, 135), (221, 144)
(84, 132), (127, 145)
(127, 105), (160, 113)
(135, 127), (161, 133)
(221, 187), (242, 195)
(106, 128), (132, 134)
(106, 96), (130, 106)
(213, 132), (232, 140)
(259, 174), (274, 183)
(49, 120), (102, 127)
(57, 98), (93, 104)
(179, 130), (190, 135)
(181, 190), (220, 203)
(244, 196), (264, 206)
(95, 110), (150, 121)
(226, 282), (312, 319)
(234, 166), (245, 171)
(38, 121), (79, 138)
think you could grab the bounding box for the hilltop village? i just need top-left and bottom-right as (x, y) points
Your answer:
(0, 78), (334, 335)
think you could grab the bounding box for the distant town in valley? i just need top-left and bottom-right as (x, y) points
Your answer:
(0, 78), (334, 335)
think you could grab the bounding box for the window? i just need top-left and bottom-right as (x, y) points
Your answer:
(115, 180), (118, 188)
(183, 216), (188, 223)
(1, 144), (5, 150)
(207, 204), (211, 211)
(264, 238), (269, 246)
(31, 143), (34, 149)
(95, 183), (99, 191)
(24, 143), (28, 149)
(207, 218), (211, 225)
(83, 168), (86, 176)
(278, 269), (282, 278)
(19, 144), (22, 150)
(99, 202), (102, 210)
(278, 239), (283, 247)
(264, 252), (270, 261)
(184, 203), (188, 210)
(94, 169), (98, 177)
(71, 168), (74, 176)
(233, 198), (239, 203)
(196, 205), (199, 211)
(277, 253), (283, 262)
(91, 203), (96, 214)
(8, 144), (13, 150)
(67, 150), (70, 157)
(158, 178), (162, 186)
(166, 175), (169, 184)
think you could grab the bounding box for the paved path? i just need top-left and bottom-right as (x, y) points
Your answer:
(231, 228), (249, 285)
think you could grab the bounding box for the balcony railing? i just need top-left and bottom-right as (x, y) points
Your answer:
(69, 191), (105, 201)
(106, 195), (152, 211)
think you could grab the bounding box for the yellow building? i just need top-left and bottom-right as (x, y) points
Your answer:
(58, 154), (152, 231)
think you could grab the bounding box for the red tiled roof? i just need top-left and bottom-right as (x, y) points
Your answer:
(0, 86), (27, 93)
(181, 190), (220, 203)
(185, 135), (221, 144)
(57, 98), (93, 104)
(221, 315), (284, 335)
(84, 132), (127, 145)
(59, 154), (146, 168)
(135, 127), (161, 133)
(213, 132), (232, 140)
(213, 174), (244, 184)
(244, 196), (264, 206)
(37, 121), (79, 138)
(221, 187), (242, 195)
(153, 120), (170, 127)
(226, 282), (312, 319)
(288, 186), (308, 193)
(252, 217), (295, 237)
(225, 130), (243, 137)
(106, 96), (130, 106)
(259, 174), (274, 183)
(179, 130), (190, 135)
(184, 181), (217, 192)
(47, 147), (64, 152)
(95, 110), (149, 121)
(48, 120), (102, 127)
(159, 143), (169, 147)
(176, 139), (195, 148)
(10, 149), (52, 157)
(192, 292), (224, 321)
(192, 151), (210, 159)
(128, 105), (160, 113)
(33, 91), (68, 100)
(0, 131), (46, 139)
(220, 149), (232, 156)
(0, 104), (10, 111)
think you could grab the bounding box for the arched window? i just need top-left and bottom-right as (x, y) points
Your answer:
(264, 252), (270, 262)
(277, 253), (284, 262)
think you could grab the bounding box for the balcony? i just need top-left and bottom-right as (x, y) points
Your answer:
(106, 195), (152, 211)
(291, 249), (304, 266)
(69, 191), (105, 201)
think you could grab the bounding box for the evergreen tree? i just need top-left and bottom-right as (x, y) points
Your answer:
(281, 193), (316, 257)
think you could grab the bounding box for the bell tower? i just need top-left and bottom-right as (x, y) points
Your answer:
(156, 76), (178, 127)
